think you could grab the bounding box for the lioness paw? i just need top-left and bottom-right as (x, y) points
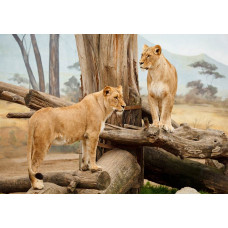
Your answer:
(159, 123), (174, 133)
(81, 164), (89, 171)
(33, 179), (44, 190)
(90, 165), (102, 173)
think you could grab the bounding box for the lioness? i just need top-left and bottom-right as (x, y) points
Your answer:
(27, 85), (126, 190)
(139, 44), (177, 132)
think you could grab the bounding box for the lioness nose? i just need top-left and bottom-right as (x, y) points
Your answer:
(121, 105), (126, 109)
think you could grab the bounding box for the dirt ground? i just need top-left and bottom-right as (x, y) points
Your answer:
(0, 153), (80, 179)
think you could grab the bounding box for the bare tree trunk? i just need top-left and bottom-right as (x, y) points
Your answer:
(30, 34), (45, 92)
(75, 34), (143, 190)
(49, 34), (60, 97)
(12, 34), (38, 90)
(75, 34), (141, 126)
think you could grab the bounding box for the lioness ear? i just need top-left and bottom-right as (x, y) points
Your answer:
(143, 44), (149, 51)
(154, 45), (162, 55)
(103, 86), (112, 96)
(117, 85), (122, 93)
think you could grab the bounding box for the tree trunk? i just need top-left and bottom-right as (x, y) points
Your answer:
(49, 34), (60, 97)
(75, 34), (141, 127)
(77, 149), (141, 194)
(30, 34), (45, 92)
(144, 147), (228, 194)
(75, 34), (143, 190)
(0, 170), (110, 193)
(12, 34), (39, 90)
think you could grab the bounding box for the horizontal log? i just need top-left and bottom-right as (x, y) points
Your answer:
(6, 111), (35, 118)
(77, 149), (141, 194)
(144, 147), (228, 194)
(101, 123), (228, 160)
(0, 91), (25, 105)
(24, 89), (73, 110)
(0, 170), (110, 193)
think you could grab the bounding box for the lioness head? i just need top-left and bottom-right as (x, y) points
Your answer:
(103, 85), (126, 113)
(139, 44), (162, 70)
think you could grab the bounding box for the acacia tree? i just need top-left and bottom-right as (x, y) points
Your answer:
(189, 60), (225, 83)
(49, 34), (60, 97)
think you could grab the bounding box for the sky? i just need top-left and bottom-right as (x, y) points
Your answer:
(142, 34), (228, 66)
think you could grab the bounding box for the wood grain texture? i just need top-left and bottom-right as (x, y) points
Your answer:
(144, 147), (228, 194)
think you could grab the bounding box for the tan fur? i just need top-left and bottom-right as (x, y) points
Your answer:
(139, 44), (177, 132)
(27, 86), (126, 190)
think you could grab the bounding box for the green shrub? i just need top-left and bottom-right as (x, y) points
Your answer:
(140, 182), (177, 194)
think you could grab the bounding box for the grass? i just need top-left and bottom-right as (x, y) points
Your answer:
(140, 182), (177, 194)
(172, 103), (228, 135)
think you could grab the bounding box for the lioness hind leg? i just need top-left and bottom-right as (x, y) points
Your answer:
(30, 142), (50, 189)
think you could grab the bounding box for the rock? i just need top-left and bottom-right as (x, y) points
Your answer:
(176, 187), (200, 194)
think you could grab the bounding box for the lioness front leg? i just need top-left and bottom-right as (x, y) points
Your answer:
(87, 134), (102, 172)
(148, 95), (159, 127)
(159, 95), (174, 132)
(81, 139), (89, 171)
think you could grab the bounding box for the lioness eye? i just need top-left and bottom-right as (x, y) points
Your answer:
(147, 55), (150, 58)
(114, 96), (118, 100)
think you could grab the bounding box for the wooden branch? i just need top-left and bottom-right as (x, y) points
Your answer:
(0, 81), (28, 98)
(6, 111), (35, 118)
(0, 91), (25, 105)
(0, 170), (110, 193)
(144, 147), (228, 194)
(100, 123), (228, 159)
(141, 96), (179, 128)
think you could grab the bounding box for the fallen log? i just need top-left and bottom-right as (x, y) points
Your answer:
(77, 149), (141, 194)
(24, 89), (73, 110)
(100, 123), (228, 161)
(0, 170), (110, 193)
(0, 91), (25, 105)
(0, 81), (29, 98)
(141, 96), (179, 128)
(6, 111), (35, 118)
(144, 147), (228, 194)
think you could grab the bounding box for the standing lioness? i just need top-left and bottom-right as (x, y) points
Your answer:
(139, 44), (177, 132)
(27, 85), (126, 190)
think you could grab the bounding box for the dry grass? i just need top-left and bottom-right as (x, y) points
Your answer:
(172, 103), (228, 134)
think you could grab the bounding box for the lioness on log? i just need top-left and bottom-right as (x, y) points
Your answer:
(139, 44), (177, 132)
(27, 85), (126, 190)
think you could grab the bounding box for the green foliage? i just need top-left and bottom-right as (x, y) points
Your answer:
(140, 182), (177, 194)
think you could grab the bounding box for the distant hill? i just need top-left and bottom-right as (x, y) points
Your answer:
(138, 35), (228, 98)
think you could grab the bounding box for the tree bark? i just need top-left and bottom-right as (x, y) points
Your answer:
(49, 34), (60, 97)
(30, 34), (45, 92)
(24, 89), (73, 110)
(0, 170), (110, 193)
(6, 111), (35, 118)
(144, 147), (228, 194)
(12, 34), (39, 90)
(77, 149), (141, 194)
(0, 91), (25, 105)
(75, 34), (141, 127)
(100, 123), (228, 161)
(75, 34), (143, 190)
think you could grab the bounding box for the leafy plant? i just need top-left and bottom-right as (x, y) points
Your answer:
(140, 182), (177, 194)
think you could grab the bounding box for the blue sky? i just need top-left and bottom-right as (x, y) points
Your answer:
(142, 34), (228, 65)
